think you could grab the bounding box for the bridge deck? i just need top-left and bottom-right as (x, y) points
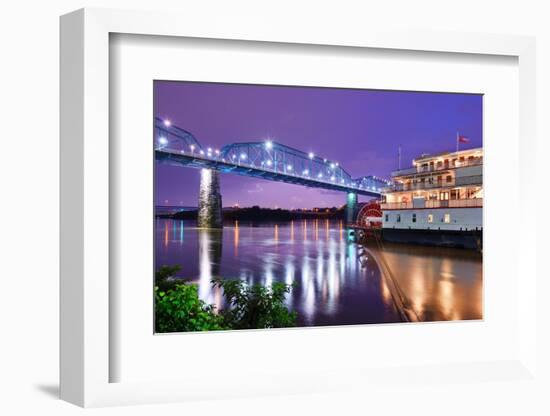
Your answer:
(156, 149), (382, 197)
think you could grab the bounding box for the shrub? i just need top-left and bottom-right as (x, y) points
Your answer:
(155, 284), (227, 332)
(154, 265), (298, 332)
(212, 278), (297, 329)
(155, 264), (184, 292)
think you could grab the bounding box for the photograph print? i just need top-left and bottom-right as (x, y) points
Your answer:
(154, 81), (483, 333)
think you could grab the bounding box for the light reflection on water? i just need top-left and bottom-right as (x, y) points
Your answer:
(369, 242), (483, 321)
(155, 219), (482, 326)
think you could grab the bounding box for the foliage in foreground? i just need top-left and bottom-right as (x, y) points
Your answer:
(155, 284), (227, 332)
(155, 264), (183, 292)
(154, 265), (297, 332)
(211, 277), (297, 330)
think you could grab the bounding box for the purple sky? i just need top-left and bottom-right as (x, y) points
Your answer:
(155, 81), (482, 209)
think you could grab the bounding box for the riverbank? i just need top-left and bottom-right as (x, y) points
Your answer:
(156, 206), (345, 222)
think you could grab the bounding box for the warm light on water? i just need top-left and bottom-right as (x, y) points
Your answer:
(156, 219), (482, 326)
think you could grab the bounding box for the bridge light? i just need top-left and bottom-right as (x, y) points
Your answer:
(330, 163), (335, 169)
(190, 144), (195, 151)
(331, 176), (335, 181)
(199, 150), (205, 155)
(240, 153), (247, 160)
(341, 179), (345, 184)
(308, 152), (314, 159)
(158, 137), (168, 145)
(266, 160), (273, 166)
(318, 173), (323, 178)
(287, 165), (292, 171)
(335, 162), (339, 167)
(303, 169), (309, 175)
(265, 140), (273, 149)
(207, 147), (212, 152)
(215, 149), (220, 155)
(231, 154), (236, 159)
(163, 119), (171, 127)
(323, 158), (327, 163)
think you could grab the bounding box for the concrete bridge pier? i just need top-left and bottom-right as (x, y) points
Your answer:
(346, 192), (357, 224)
(198, 168), (223, 228)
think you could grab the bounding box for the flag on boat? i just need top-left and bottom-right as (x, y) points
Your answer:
(456, 131), (469, 152)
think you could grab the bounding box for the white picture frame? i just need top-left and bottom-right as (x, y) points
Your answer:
(60, 8), (539, 408)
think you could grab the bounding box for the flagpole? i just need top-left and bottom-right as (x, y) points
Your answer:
(398, 145), (401, 170)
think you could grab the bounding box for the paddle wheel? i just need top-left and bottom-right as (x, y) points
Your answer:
(356, 200), (382, 229)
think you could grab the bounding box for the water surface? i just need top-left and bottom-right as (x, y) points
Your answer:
(155, 219), (482, 327)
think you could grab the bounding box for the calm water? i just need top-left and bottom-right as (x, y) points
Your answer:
(155, 219), (482, 326)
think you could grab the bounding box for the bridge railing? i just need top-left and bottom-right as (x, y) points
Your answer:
(154, 117), (204, 154)
(220, 141), (355, 186)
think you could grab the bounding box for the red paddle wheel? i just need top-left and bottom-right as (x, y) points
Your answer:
(356, 200), (382, 229)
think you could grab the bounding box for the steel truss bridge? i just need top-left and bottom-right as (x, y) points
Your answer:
(154, 117), (389, 197)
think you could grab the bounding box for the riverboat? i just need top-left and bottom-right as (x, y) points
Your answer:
(379, 147), (483, 250)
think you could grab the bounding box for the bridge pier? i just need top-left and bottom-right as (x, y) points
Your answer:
(346, 192), (357, 224)
(198, 169), (223, 229)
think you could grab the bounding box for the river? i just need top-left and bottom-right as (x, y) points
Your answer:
(155, 218), (482, 327)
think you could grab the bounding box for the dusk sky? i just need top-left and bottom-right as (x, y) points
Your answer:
(155, 81), (482, 209)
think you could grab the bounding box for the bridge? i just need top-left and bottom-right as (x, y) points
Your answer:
(155, 117), (389, 228)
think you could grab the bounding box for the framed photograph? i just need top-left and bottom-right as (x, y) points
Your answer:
(153, 81), (483, 331)
(60, 8), (539, 408)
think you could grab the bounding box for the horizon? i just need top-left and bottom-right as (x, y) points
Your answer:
(155, 81), (482, 209)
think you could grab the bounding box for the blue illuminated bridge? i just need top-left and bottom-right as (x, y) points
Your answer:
(154, 117), (390, 227)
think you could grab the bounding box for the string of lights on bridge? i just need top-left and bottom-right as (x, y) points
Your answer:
(156, 118), (391, 194)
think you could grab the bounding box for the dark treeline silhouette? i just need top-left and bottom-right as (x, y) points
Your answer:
(157, 205), (345, 221)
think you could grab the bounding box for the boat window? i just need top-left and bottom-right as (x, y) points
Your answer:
(396, 214), (401, 223)
(412, 213), (417, 223)
(444, 213), (451, 223)
(427, 214), (433, 223)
